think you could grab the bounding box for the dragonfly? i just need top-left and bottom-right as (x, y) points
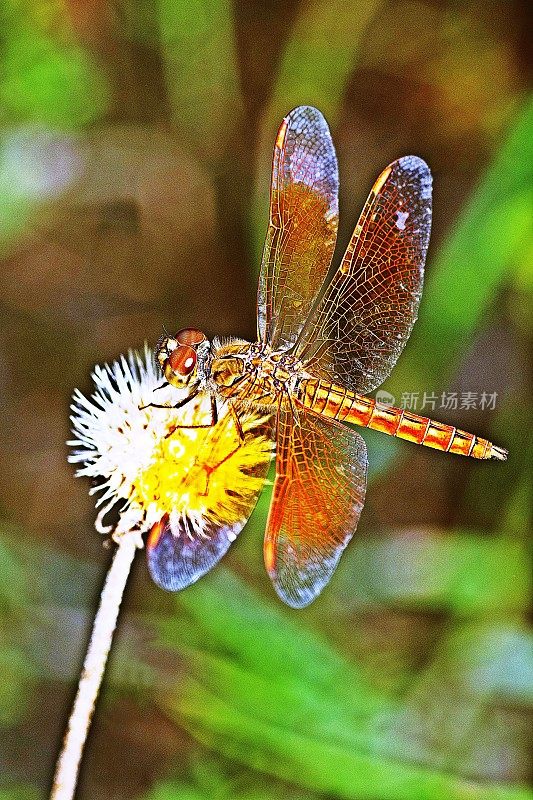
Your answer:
(147, 105), (507, 608)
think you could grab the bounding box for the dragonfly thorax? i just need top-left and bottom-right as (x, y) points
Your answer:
(210, 339), (302, 405)
(208, 339), (251, 394)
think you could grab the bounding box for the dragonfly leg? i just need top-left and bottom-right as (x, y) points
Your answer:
(228, 402), (245, 441)
(285, 390), (301, 427)
(139, 385), (200, 411)
(198, 442), (243, 496)
(196, 402), (244, 496)
(165, 393), (219, 437)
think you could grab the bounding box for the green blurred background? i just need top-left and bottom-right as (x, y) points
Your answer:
(0, 1), (531, 799)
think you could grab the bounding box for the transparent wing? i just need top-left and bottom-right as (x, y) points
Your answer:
(264, 404), (367, 608)
(147, 404), (273, 591)
(257, 105), (339, 350)
(147, 514), (250, 591)
(295, 156), (432, 393)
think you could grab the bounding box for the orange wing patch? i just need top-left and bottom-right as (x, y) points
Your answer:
(264, 403), (367, 608)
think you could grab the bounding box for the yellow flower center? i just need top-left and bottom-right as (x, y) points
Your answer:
(135, 405), (273, 527)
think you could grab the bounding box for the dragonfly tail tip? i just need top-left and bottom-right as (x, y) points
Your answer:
(490, 445), (508, 461)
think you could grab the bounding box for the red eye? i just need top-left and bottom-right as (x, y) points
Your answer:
(168, 345), (197, 376)
(176, 328), (206, 346)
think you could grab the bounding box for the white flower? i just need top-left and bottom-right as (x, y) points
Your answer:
(68, 347), (273, 589)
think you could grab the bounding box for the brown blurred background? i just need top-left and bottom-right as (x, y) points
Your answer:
(0, 2), (531, 799)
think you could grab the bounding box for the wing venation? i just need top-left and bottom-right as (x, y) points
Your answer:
(258, 105), (339, 350)
(295, 156), (432, 393)
(264, 404), (367, 608)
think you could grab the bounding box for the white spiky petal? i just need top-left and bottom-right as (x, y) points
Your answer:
(68, 346), (273, 543)
(69, 346), (170, 536)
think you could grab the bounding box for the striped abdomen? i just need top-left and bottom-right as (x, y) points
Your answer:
(297, 378), (507, 460)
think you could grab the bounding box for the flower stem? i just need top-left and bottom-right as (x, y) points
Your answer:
(50, 534), (139, 800)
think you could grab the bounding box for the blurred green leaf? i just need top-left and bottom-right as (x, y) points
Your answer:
(0, 528), (31, 611)
(440, 622), (533, 703)
(267, 0), (383, 128)
(1, 530), (531, 799)
(144, 768), (312, 800)
(2, 526), (97, 609)
(158, 0), (243, 160)
(0, 788), (39, 800)
(165, 569), (389, 713)
(355, 532), (530, 615)
(0, 8), (107, 254)
(0, 647), (36, 727)
(502, 468), (532, 538)
(170, 681), (531, 800)
(144, 786), (206, 800)
(398, 619), (533, 779)
(0, 25), (109, 128)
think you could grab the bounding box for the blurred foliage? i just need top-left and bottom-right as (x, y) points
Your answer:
(0, 2), (109, 128)
(144, 761), (313, 800)
(158, 0), (243, 161)
(0, 789), (40, 800)
(0, 1), (108, 252)
(1, 513), (531, 798)
(0, 1), (531, 799)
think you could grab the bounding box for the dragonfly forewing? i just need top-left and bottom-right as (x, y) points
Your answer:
(258, 106), (339, 350)
(295, 156), (432, 394)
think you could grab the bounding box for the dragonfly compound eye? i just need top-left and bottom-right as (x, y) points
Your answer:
(175, 328), (207, 346)
(168, 345), (197, 376)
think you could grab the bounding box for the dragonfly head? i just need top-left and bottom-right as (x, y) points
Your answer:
(156, 328), (210, 389)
